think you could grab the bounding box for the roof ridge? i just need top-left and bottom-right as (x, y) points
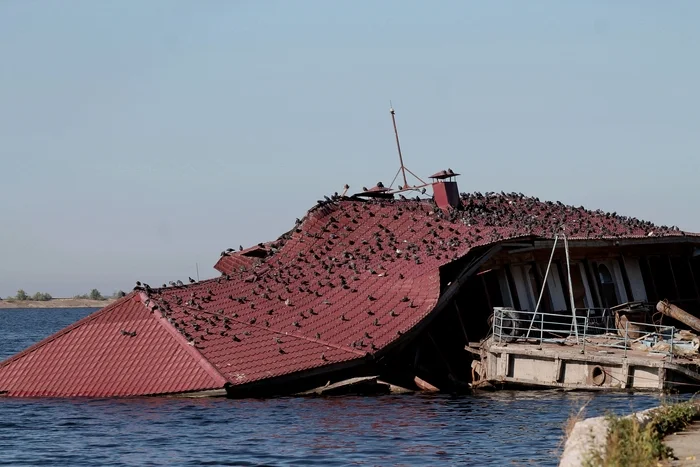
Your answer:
(0, 293), (139, 369)
(137, 292), (227, 386)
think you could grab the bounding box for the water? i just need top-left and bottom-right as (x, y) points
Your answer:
(0, 308), (664, 466)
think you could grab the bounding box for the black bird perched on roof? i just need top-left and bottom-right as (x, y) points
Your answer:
(324, 195), (331, 202)
(362, 186), (369, 192)
(135, 281), (142, 287)
(169, 281), (176, 287)
(239, 245), (243, 251)
(377, 181), (384, 188)
(189, 277), (195, 284)
(176, 280), (184, 287)
(225, 248), (234, 253)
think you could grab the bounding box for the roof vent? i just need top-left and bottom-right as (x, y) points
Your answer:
(353, 182), (394, 199)
(430, 169), (460, 209)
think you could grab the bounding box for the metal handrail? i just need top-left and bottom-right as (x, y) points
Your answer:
(492, 307), (679, 359)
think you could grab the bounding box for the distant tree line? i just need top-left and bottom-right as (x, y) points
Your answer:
(1, 289), (127, 301)
(5, 290), (53, 301)
(73, 289), (126, 300)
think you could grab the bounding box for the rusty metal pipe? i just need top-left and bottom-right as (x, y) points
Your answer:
(656, 301), (700, 333)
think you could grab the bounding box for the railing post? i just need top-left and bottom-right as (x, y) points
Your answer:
(582, 317), (587, 353)
(585, 309), (591, 337)
(670, 326), (674, 363)
(624, 321), (628, 359)
(494, 309), (498, 343)
(540, 311), (543, 343)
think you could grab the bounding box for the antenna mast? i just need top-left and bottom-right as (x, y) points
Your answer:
(390, 104), (409, 189)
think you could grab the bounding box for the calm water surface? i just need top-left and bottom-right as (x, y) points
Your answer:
(0, 308), (664, 466)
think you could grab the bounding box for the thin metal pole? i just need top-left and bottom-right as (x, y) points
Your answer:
(390, 105), (409, 189)
(196, 263), (200, 281)
(670, 326), (674, 363)
(526, 236), (559, 337)
(540, 311), (544, 343)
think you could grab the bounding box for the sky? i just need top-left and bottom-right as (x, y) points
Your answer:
(0, 1), (698, 298)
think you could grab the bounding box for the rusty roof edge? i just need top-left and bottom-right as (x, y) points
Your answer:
(136, 292), (227, 387)
(0, 293), (140, 370)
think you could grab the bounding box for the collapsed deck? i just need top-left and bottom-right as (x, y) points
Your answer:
(474, 305), (700, 392)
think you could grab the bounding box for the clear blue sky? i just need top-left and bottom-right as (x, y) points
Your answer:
(1, 1), (698, 298)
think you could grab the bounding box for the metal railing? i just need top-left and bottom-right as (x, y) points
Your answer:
(492, 307), (682, 360)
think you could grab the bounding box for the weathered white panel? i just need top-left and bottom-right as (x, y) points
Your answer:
(630, 366), (659, 389)
(578, 263), (594, 309)
(512, 266), (533, 311)
(546, 264), (568, 311)
(561, 362), (589, 386)
(610, 261), (629, 303)
(498, 269), (514, 307)
(510, 356), (558, 383)
(623, 257), (648, 302)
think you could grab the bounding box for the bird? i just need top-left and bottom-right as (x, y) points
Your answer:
(239, 245), (243, 251)
(189, 277), (195, 284)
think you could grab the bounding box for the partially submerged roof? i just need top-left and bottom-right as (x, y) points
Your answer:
(0, 294), (225, 397)
(1, 191), (698, 397)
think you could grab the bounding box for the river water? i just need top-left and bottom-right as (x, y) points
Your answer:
(0, 308), (664, 466)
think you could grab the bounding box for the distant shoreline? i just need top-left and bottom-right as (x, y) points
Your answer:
(0, 298), (116, 309)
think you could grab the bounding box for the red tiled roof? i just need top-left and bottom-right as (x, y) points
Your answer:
(141, 193), (698, 392)
(2, 192), (698, 397)
(214, 253), (257, 275)
(0, 293), (225, 397)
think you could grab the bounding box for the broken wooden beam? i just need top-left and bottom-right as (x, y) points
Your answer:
(656, 301), (700, 333)
(295, 376), (390, 396)
(414, 376), (439, 392)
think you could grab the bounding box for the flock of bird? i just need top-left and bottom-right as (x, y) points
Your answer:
(129, 187), (688, 386)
